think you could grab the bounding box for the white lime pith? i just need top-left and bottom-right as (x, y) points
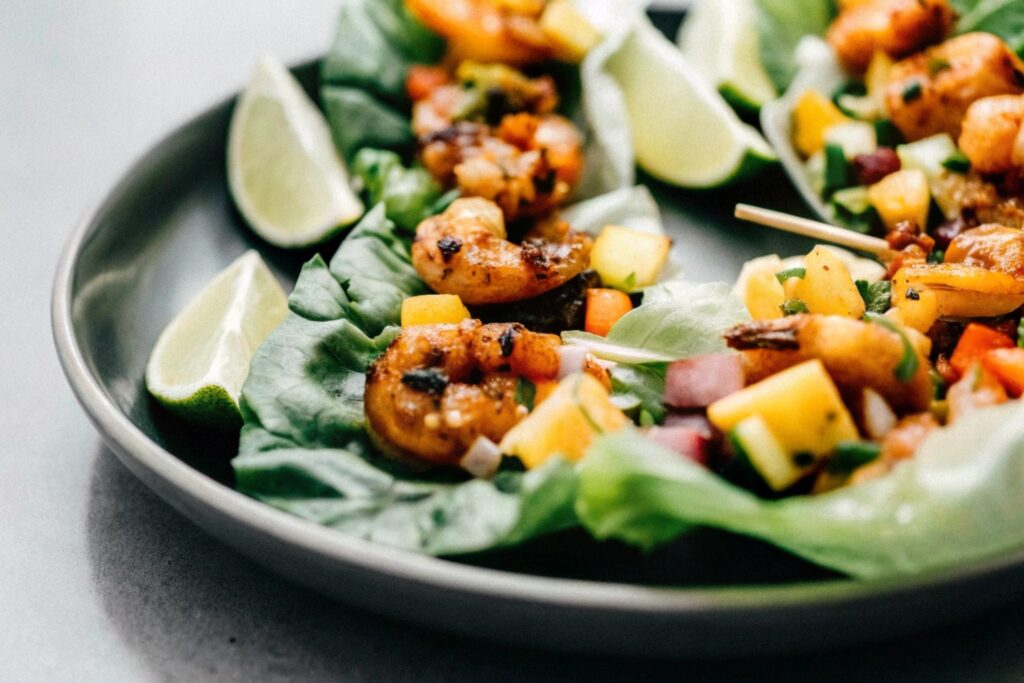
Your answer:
(677, 0), (777, 111)
(145, 250), (289, 427)
(227, 55), (363, 248)
(608, 20), (776, 188)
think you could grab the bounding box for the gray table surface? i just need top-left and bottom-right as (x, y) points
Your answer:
(5, 1), (1024, 680)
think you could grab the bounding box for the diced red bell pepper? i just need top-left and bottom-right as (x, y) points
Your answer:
(950, 323), (1015, 377)
(982, 347), (1024, 397)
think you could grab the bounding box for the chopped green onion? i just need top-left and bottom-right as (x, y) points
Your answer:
(874, 119), (904, 147)
(827, 441), (882, 473)
(928, 249), (945, 264)
(823, 143), (851, 195)
(515, 377), (536, 411)
(865, 312), (919, 383)
(779, 299), (809, 316)
(901, 81), (923, 103)
(775, 267), (806, 285)
(941, 151), (971, 173)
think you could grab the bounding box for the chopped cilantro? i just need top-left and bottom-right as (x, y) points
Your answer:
(855, 279), (892, 314)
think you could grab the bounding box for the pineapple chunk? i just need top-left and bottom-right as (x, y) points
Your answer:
(499, 373), (629, 469)
(540, 0), (601, 63)
(708, 359), (858, 456)
(787, 246), (865, 318)
(865, 51), (893, 114)
(590, 225), (671, 291)
(793, 89), (851, 157)
(735, 255), (786, 320)
(401, 295), (470, 327)
(868, 169), (930, 230)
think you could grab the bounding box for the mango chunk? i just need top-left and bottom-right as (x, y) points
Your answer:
(590, 225), (671, 291)
(787, 246), (865, 318)
(401, 295), (471, 327)
(793, 89), (851, 157)
(708, 359), (858, 456)
(868, 169), (930, 231)
(499, 373), (629, 469)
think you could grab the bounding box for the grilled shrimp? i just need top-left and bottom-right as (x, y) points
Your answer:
(931, 172), (1024, 227)
(412, 197), (592, 305)
(827, 0), (954, 74)
(364, 320), (608, 466)
(885, 33), (1024, 142)
(725, 314), (933, 412)
(405, 0), (554, 65)
(946, 224), (1024, 277)
(411, 62), (558, 137)
(412, 62), (583, 221)
(959, 95), (1024, 176)
(419, 115), (583, 221)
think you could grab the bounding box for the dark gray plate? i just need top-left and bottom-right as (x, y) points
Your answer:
(51, 19), (1024, 657)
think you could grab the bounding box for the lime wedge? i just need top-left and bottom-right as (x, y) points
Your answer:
(228, 55), (363, 248)
(607, 19), (776, 188)
(145, 251), (289, 427)
(676, 0), (777, 112)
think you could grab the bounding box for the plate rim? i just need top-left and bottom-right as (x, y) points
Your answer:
(49, 59), (1024, 625)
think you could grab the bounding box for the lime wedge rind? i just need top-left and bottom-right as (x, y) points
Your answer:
(676, 0), (778, 112)
(146, 250), (289, 427)
(608, 18), (776, 189)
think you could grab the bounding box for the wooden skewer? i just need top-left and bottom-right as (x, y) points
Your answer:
(734, 204), (895, 260)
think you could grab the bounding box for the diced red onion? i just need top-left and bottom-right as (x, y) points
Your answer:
(460, 436), (502, 479)
(557, 345), (591, 379)
(861, 388), (897, 440)
(661, 412), (714, 439)
(646, 426), (709, 465)
(664, 354), (744, 409)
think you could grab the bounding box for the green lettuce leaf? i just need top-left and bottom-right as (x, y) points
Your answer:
(351, 148), (451, 232)
(326, 204), (428, 336)
(953, 0), (1024, 55)
(579, 402), (1024, 579)
(754, 0), (837, 91)
(319, 0), (444, 158)
(562, 282), (749, 363)
(235, 203), (583, 555)
(234, 427), (578, 556)
(609, 363), (668, 423)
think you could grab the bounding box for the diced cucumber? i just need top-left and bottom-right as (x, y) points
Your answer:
(730, 415), (815, 491)
(836, 94), (880, 121)
(831, 186), (879, 233)
(824, 121), (877, 158)
(823, 143), (851, 195)
(831, 186), (872, 215)
(896, 134), (959, 183)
